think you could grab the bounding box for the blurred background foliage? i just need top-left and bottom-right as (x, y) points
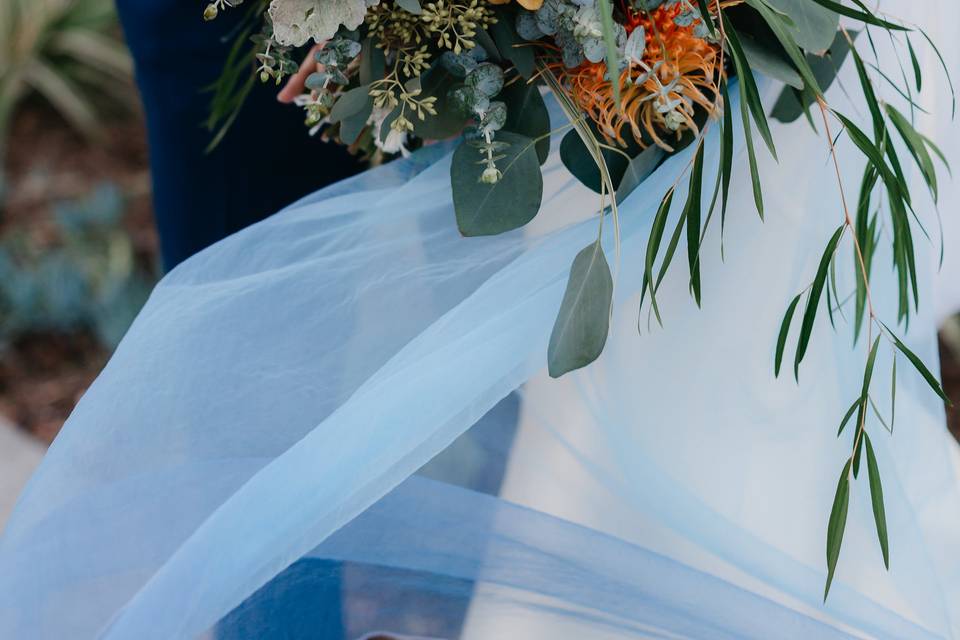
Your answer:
(0, 0), (134, 158)
(1, 0), (155, 441)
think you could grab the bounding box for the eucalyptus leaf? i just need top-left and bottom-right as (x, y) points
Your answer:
(452, 131), (544, 236)
(395, 0), (422, 14)
(765, 0), (839, 52)
(359, 39), (386, 86)
(491, 18), (536, 79)
(339, 98), (372, 143)
(739, 32), (804, 90)
(548, 239), (614, 378)
(559, 127), (632, 194)
(329, 85), (371, 123)
(615, 145), (665, 203)
(411, 63), (467, 139)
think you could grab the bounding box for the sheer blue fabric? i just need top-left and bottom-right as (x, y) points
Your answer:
(3, 3), (960, 637)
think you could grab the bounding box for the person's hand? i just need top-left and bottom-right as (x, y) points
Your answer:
(277, 43), (323, 103)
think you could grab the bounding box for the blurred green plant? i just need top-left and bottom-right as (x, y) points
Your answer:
(0, 184), (155, 350)
(0, 0), (133, 156)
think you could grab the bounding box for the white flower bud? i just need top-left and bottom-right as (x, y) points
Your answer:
(480, 166), (501, 184)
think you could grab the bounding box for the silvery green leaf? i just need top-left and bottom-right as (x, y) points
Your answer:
(465, 63), (504, 98)
(329, 85), (371, 123)
(440, 50), (479, 76)
(395, 0), (422, 13)
(516, 13), (545, 40)
(562, 43), (584, 68)
(535, 0), (561, 36)
(674, 6), (700, 27)
(582, 36), (606, 63)
(480, 101), (507, 133)
(547, 240), (614, 378)
(316, 38), (362, 66)
(623, 25), (645, 62)
(305, 71), (329, 90)
(450, 86), (489, 116)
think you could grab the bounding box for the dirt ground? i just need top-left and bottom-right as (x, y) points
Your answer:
(2, 100), (960, 446)
(1, 100), (154, 444)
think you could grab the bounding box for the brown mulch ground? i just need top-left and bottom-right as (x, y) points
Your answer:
(1, 100), (155, 445)
(3, 99), (960, 447)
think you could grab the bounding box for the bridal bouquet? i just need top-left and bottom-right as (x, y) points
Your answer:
(205, 0), (952, 600)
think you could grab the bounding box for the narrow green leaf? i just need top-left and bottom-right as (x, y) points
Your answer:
(864, 433), (890, 569)
(642, 190), (674, 326)
(795, 226), (844, 379)
(655, 209), (688, 293)
(837, 398), (861, 437)
(548, 240), (614, 377)
(918, 27), (956, 119)
(723, 16), (778, 160)
(720, 80), (734, 231)
(775, 294), (802, 377)
(883, 323), (951, 404)
(852, 336), (881, 478)
(807, 0), (908, 31)
(694, 0), (716, 36)
(906, 35), (922, 93)
(825, 460), (852, 601)
(685, 144), (706, 306)
(890, 355), (897, 433)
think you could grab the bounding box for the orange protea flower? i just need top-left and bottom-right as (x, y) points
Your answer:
(489, 0), (544, 11)
(554, 0), (737, 151)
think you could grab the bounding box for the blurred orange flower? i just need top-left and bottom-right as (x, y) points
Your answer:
(488, 0), (544, 12)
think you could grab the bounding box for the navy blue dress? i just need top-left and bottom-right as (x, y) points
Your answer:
(116, 0), (362, 271)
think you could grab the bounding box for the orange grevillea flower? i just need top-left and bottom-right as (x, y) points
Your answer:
(554, 0), (739, 151)
(489, 0), (544, 11)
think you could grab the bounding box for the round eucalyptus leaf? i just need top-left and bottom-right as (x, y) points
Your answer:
(329, 85), (372, 123)
(582, 36), (606, 63)
(451, 131), (543, 236)
(535, 0), (561, 36)
(516, 13), (545, 41)
(465, 63), (504, 98)
(450, 86), (489, 116)
(480, 101), (507, 134)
